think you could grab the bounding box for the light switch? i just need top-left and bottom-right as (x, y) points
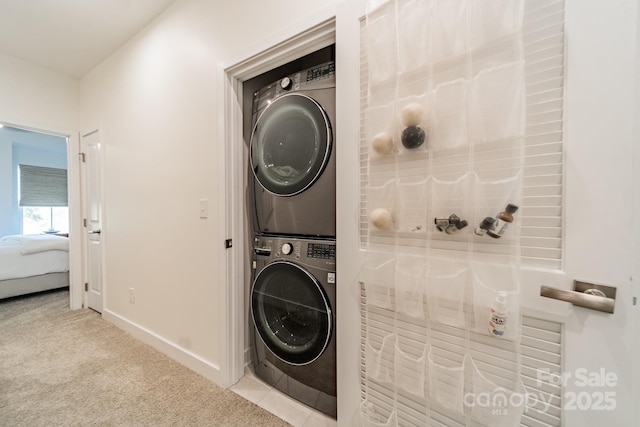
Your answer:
(199, 199), (208, 218)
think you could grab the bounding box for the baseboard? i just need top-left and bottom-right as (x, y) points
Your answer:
(102, 308), (222, 385)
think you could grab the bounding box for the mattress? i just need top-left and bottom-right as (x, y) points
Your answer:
(0, 234), (70, 281)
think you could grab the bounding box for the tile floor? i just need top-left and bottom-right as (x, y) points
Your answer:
(230, 368), (337, 427)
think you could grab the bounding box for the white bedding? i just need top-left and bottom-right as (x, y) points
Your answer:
(0, 234), (70, 281)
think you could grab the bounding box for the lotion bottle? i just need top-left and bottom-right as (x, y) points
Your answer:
(488, 291), (509, 337)
(487, 204), (519, 238)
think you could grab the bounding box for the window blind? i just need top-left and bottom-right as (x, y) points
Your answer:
(19, 164), (68, 207)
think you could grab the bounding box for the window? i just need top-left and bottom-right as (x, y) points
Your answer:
(18, 164), (69, 234)
(22, 207), (69, 234)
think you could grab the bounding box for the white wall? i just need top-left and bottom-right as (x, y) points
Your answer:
(79, 0), (341, 383)
(0, 52), (77, 132)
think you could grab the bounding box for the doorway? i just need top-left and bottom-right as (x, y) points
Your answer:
(0, 122), (82, 309)
(219, 17), (336, 387)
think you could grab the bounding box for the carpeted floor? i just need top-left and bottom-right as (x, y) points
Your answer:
(0, 289), (290, 426)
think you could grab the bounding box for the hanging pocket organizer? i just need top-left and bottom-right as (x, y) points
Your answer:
(471, 262), (521, 342)
(467, 356), (526, 426)
(394, 253), (427, 318)
(426, 258), (469, 328)
(394, 339), (428, 398)
(365, 332), (397, 384)
(360, 0), (528, 422)
(362, 251), (396, 309)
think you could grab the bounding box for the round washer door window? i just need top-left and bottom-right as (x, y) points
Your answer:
(250, 93), (332, 196)
(251, 261), (332, 365)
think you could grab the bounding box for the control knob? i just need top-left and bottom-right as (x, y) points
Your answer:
(280, 76), (293, 90)
(281, 242), (293, 255)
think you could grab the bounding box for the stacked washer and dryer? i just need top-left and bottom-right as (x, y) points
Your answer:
(248, 61), (337, 418)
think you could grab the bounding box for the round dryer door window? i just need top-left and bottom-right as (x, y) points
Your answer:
(250, 93), (332, 196)
(251, 261), (332, 365)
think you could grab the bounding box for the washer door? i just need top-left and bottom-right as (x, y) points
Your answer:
(251, 261), (332, 365)
(250, 93), (332, 196)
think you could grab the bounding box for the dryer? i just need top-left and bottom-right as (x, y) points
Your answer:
(249, 61), (335, 237)
(250, 234), (336, 418)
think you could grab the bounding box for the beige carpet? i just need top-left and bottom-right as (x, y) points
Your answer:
(0, 289), (290, 427)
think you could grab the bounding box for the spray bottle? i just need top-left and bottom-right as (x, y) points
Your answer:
(488, 291), (509, 337)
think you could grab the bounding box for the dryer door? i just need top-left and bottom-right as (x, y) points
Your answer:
(251, 260), (332, 365)
(250, 93), (332, 196)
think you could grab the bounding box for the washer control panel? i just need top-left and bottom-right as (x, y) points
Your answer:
(254, 236), (336, 270)
(306, 242), (336, 260)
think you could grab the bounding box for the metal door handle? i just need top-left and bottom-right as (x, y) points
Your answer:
(88, 230), (101, 234)
(540, 281), (616, 314)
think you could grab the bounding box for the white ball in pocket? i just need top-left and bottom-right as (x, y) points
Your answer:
(371, 132), (394, 155)
(370, 208), (394, 230)
(401, 103), (424, 127)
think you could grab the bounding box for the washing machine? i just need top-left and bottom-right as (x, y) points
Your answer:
(249, 61), (336, 237)
(250, 234), (336, 418)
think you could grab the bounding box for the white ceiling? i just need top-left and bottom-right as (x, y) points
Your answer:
(0, 0), (176, 78)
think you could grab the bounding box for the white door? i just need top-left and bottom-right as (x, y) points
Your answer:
(524, 1), (637, 425)
(334, 0), (639, 425)
(80, 129), (103, 313)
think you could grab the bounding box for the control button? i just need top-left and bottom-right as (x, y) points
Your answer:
(281, 242), (293, 255)
(280, 77), (293, 90)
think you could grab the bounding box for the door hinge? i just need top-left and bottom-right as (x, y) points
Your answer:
(83, 218), (88, 227)
(84, 282), (88, 292)
(224, 239), (233, 249)
(79, 152), (86, 162)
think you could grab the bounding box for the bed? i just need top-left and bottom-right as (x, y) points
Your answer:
(0, 234), (70, 299)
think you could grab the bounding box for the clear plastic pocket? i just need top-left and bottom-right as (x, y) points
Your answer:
(360, 400), (398, 427)
(470, 62), (525, 142)
(365, 104), (398, 161)
(367, 179), (397, 233)
(394, 94), (430, 155)
(397, 178), (429, 233)
(431, 79), (469, 151)
(471, 262), (520, 341)
(364, 2), (398, 87)
(467, 357), (527, 426)
(365, 332), (397, 384)
(362, 251), (396, 309)
(430, 0), (470, 62)
(397, 0), (431, 74)
(426, 258), (468, 327)
(427, 347), (466, 414)
(430, 173), (472, 239)
(395, 254), (427, 318)
(472, 173), (521, 244)
(394, 339), (428, 397)
(469, 0), (524, 48)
